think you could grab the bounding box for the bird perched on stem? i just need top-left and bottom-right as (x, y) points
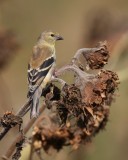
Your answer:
(27, 31), (63, 118)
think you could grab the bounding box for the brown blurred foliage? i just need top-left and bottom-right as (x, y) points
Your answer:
(0, 28), (19, 70)
(83, 9), (128, 48)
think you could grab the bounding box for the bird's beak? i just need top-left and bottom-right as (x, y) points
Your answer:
(55, 35), (64, 40)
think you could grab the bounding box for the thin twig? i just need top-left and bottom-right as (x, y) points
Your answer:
(51, 77), (66, 88)
(2, 104), (46, 160)
(56, 64), (94, 80)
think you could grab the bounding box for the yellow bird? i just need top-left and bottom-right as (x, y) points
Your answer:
(27, 31), (63, 118)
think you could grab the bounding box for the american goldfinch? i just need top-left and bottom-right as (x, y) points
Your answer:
(27, 31), (63, 118)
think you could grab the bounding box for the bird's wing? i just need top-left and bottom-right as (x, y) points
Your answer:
(27, 45), (55, 98)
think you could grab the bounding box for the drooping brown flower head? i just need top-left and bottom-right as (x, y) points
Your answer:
(0, 111), (22, 129)
(83, 41), (109, 70)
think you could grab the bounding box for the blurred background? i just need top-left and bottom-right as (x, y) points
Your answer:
(0, 0), (128, 160)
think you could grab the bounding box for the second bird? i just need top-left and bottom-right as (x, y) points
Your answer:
(27, 31), (63, 118)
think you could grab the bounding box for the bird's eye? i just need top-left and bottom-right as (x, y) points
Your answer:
(51, 34), (54, 37)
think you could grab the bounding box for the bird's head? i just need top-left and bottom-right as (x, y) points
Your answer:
(38, 31), (63, 45)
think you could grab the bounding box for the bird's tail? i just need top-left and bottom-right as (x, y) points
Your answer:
(30, 87), (42, 119)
